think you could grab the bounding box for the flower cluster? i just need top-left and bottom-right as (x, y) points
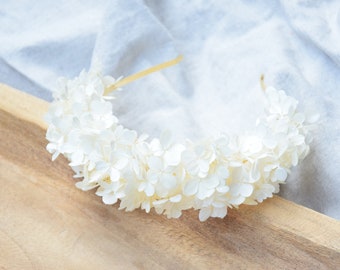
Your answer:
(45, 68), (317, 221)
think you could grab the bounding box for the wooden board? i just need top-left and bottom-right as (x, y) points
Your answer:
(0, 83), (339, 269)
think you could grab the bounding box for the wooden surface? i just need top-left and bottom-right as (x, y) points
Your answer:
(0, 83), (339, 270)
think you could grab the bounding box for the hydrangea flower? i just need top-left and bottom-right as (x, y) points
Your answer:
(45, 68), (317, 221)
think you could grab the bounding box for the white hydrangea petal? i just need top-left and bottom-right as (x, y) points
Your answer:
(228, 196), (245, 205)
(255, 184), (276, 202)
(197, 183), (215, 200)
(110, 168), (120, 182)
(183, 180), (199, 196)
(243, 136), (262, 153)
(217, 166), (229, 179)
(75, 180), (98, 191)
(199, 207), (212, 222)
(148, 156), (163, 171)
(115, 158), (128, 170)
(168, 209), (182, 219)
(230, 183), (253, 197)
(153, 199), (168, 206)
(138, 182), (146, 192)
(95, 186), (108, 196)
(212, 201), (225, 208)
(102, 193), (118, 205)
(231, 167), (243, 181)
(292, 134), (305, 145)
(240, 184), (253, 197)
(274, 167), (288, 182)
(147, 172), (159, 184)
(207, 176), (219, 189)
(263, 135), (277, 149)
(211, 206), (227, 219)
(141, 201), (151, 213)
(121, 129), (137, 144)
(164, 144), (185, 166)
(144, 183), (155, 197)
(216, 185), (230, 193)
(91, 100), (112, 115)
(169, 194), (182, 203)
(229, 161), (242, 167)
(139, 133), (149, 141)
(194, 144), (205, 156)
(160, 174), (177, 190)
(69, 151), (84, 166)
(198, 160), (210, 174)
(102, 75), (116, 86)
(250, 162), (261, 182)
(291, 151), (298, 166)
(150, 138), (162, 155)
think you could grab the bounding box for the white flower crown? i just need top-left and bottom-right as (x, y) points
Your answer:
(45, 64), (317, 221)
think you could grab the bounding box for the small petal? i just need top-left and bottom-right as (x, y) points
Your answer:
(110, 168), (120, 182)
(211, 206), (227, 218)
(239, 184), (253, 197)
(160, 174), (177, 190)
(121, 130), (137, 144)
(102, 193), (118, 205)
(217, 166), (229, 179)
(115, 158), (128, 170)
(228, 196), (245, 205)
(51, 151), (60, 161)
(250, 162), (260, 182)
(153, 199), (168, 206)
(164, 144), (185, 166)
(263, 135), (277, 149)
(230, 183), (253, 197)
(148, 156), (163, 171)
(141, 201), (151, 213)
(199, 207), (212, 222)
(170, 194), (182, 203)
(168, 209), (182, 219)
(216, 185), (230, 193)
(198, 160), (210, 174)
(144, 183), (155, 197)
(274, 167), (287, 182)
(183, 180), (199, 196)
(197, 183), (215, 200)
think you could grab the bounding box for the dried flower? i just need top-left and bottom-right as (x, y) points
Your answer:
(46, 68), (317, 221)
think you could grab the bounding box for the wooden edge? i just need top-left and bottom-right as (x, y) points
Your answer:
(242, 195), (340, 252)
(0, 83), (49, 130)
(1, 83), (339, 252)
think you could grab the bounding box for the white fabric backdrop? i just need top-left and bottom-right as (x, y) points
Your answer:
(1, 0), (339, 219)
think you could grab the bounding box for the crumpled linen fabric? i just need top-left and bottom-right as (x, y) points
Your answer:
(0, 0), (339, 219)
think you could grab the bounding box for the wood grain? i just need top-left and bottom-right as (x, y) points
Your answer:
(0, 83), (339, 269)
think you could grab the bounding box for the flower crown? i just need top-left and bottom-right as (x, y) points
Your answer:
(45, 56), (317, 221)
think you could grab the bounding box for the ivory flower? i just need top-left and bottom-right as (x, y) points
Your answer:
(46, 68), (317, 221)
